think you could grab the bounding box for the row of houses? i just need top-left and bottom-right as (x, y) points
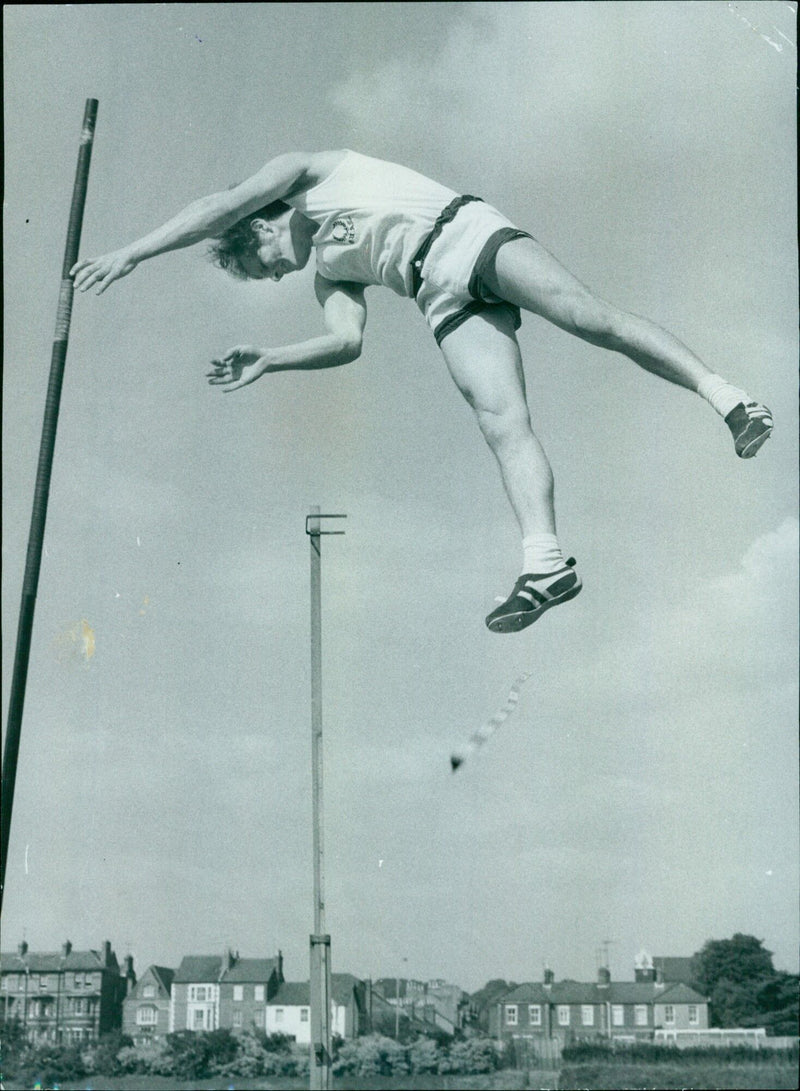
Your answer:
(127, 951), (370, 1045)
(1, 940), (709, 1050)
(0, 941), (134, 1043)
(0, 940), (465, 1046)
(491, 952), (709, 1049)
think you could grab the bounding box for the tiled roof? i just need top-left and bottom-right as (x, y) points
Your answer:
(173, 956), (223, 983)
(1, 949), (114, 974)
(499, 980), (707, 1005)
(221, 958), (280, 983)
(270, 975), (360, 1007)
(657, 982), (707, 1003)
(271, 982), (309, 1006)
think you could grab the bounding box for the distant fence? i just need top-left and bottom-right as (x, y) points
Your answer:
(509, 1033), (562, 1066)
(654, 1027), (784, 1050)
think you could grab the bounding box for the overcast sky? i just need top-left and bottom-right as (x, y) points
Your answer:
(3, 2), (797, 992)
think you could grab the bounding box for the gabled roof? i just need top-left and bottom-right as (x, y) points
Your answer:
(173, 956), (223, 983)
(221, 958), (281, 984)
(656, 981), (707, 1004)
(152, 966), (175, 993)
(498, 979), (707, 1005)
(1, 949), (116, 974)
(134, 965), (175, 996)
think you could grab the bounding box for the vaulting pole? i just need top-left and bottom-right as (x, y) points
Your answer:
(1, 99), (98, 913)
(306, 509), (345, 1090)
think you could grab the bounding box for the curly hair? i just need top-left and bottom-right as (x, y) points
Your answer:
(207, 199), (291, 280)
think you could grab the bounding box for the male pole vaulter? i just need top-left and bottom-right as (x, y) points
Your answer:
(71, 149), (773, 633)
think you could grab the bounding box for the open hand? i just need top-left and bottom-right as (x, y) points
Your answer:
(71, 249), (138, 294)
(207, 346), (270, 392)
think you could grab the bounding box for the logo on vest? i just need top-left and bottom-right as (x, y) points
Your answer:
(331, 215), (356, 244)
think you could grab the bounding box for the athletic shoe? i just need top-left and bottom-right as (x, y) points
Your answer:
(485, 559), (582, 633)
(725, 401), (773, 458)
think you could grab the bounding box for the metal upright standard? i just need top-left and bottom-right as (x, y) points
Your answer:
(305, 508), (346, 1091)
(1, 99), (99, 913)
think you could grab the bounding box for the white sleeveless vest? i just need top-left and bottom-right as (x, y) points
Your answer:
(285, 151), (458, 297)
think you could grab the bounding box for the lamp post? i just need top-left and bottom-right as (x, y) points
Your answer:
(306, 509), (345, 1091)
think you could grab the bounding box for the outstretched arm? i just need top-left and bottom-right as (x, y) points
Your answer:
(70, 152), (317, 294)
(207, 275), (367, 392)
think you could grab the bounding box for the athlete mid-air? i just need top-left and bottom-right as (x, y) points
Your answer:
(71, 149), (773, 632)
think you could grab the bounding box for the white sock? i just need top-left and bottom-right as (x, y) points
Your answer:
(522, 533), (566, 576)
(696, 374), (750, 419)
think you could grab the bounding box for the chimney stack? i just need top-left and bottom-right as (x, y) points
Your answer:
(543, 968), (554, 987)
(124, 955), (136, 993)
(62, 940), (73, 958)
(102, 940), (112, 966)
(18, 941), (28, 957)
(598, 966), (610, 987)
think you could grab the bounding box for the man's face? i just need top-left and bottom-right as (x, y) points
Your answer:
(245, 214), (311, 282)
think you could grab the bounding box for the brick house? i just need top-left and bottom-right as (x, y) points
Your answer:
(265, 974), (366, 1042)
(123, 965), (174, 1042)
(492, 966), (709, 1048)
(170, 949), (283, 1033)
(0, 940), (134, 1043)
(220, 955), (285, 1033)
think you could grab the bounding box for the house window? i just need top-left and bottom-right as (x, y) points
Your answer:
(634, 1005), (648, 1026)
(254, 1008), (265, 1028)
(255, 985), (265, 1002)
(193, 1008), (205, 1029)
(505, 1004), (518, 1026)
(688, 1005), (699, 1026)
(233, 1010), (243, 1028)
(664, 1005), (675, 1025)
(529, 1004), (541, 1026)
(300, 1008), (309, 1023)
(275, 1008), (284, 1022)
(142, 984), (155, 999)
(557, 1005), (570, 1026)
(612, 1005), (624, 1026)
(581, 1005), (594, 1026)
(136, 1005), (158, 1025)
(233, 985), (244, 1002)
(39, 976), (49, 990)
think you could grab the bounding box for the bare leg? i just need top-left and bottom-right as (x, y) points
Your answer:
(485, 236), (714, 390)
(439, 307), (556, 539)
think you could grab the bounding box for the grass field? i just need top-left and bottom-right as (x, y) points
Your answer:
(2, 1062), (797, 1090)
(558, 1061), (799, 1090)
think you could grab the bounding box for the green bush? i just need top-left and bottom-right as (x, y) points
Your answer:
(82, 1029), (132, 1076)
(440, 1036), (498, 1073)
(15, 1041), (86, 1086)
(408, 1035), (442, 1073)
(332, 1033), (409, 1077)
(115, 1038), (173, 1075)
(163, 1028), (236, 1079)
